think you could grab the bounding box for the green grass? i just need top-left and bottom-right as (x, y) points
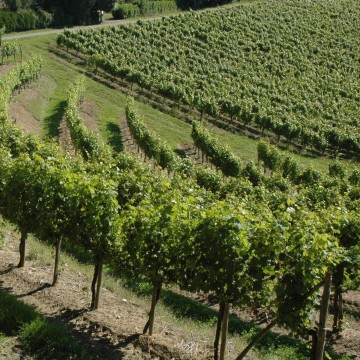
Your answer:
(0, 289), (92, 359)
(102, 12), (113, 20)
(138, 104), (356, 174)
(19, 317), (91, 360)
(0, 290), (38, 335)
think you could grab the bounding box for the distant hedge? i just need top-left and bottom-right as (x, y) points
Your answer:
(112, 3), (140, 19)
(0, 9), (53, 32)
(112, 0), (177, 19)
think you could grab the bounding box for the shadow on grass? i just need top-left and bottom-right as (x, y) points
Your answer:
(43, 100), (67, 138)
(20, 239), (350, 360)
(106, 122), (123, 153)
(52, 308), (127, 359)
(121, 279), (348, 360)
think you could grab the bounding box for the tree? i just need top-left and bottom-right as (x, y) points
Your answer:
(95, 0), (116, 12)
(38, 0), (97, 25)
(5, 0), (35, 11)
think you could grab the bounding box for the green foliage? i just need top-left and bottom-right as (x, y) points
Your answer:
(176, 0), (231, 10)
(194, 166), (222, 192)
(1, 41), (18, 63)
(37, 0), (98, 26)
(4, 0), (35, 11)
(138, 0), (177, 16)
(192, 121), (242, 176)
(0, 26), (5, 47)
(257, 141), (282, 173)
(275, 206), (343, 334)
(0, 55), (42, 125)
(348, 168), (360, 186)
(179, 201), (253, 302)
(112, 3), (140, 19)
(0, 40), (359, 358)
(112, 0), (177, 19)
(58, 1), (360, 157)
(329, 162), (346, 179)
(281, 155), (300, 182)
(65, 76), (113, 162)
(126, 96), (188, 172)
(0, 9), (52, 32)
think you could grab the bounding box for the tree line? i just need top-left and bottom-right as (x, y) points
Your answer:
(0, 0), (116, 30)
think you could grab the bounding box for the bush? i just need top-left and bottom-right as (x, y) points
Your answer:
(329, 162), (346, 179)
(138, 0), (177, 16)
(0, 9), (53, 32)
(36, 9), (53, 28)
(112, 3), (141, 19)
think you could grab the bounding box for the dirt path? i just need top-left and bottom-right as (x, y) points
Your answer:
(2, 17), (161, 41)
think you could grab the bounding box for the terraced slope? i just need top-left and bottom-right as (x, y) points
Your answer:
(58, 0), (360, 157)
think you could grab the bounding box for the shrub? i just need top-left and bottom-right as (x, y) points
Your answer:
(112, 3), (141, 19)
(329, 162), (346, 179)
(36, 9), (53, 28)
(138, 0), (177, 16)
(0, 9), (53, 32)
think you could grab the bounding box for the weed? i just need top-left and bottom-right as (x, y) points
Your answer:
(20, 317), (90, 360)
(0, 290), (38, 335)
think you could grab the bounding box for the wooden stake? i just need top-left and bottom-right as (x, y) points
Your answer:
(219, 302), (230, 360)
(214, 301), (225, 360)
(18, 232), (27, 268)
(315, 272), (332, 360)
(94, 256), (104, 309)
(52, 237), (62, 286)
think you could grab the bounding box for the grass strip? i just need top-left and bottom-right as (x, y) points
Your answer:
(0, 289), (92, 359)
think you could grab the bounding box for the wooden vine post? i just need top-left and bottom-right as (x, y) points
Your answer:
(52, 237), (63, 286)
(332, 264), (345, 333)
(315, 272), (332, 360)
(143, 283), (162, 335)
(18, 231), (27, 268)
(214, 302), (225, 360)
(219, 302), (230, 360)
(91, 255), (104, 310)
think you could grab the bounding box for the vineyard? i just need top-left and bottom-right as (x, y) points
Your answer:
(57, 0), (360, 158)
(0, 1), (360, 360)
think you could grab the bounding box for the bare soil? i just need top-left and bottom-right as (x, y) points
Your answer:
(58, 114), (75, 155)
(78, 99), (100, 132)
(0, 230), (212, 360)
(0, 64), (14, 78)
(8, 100), (42, 135)
(8, 75), (56, 137)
